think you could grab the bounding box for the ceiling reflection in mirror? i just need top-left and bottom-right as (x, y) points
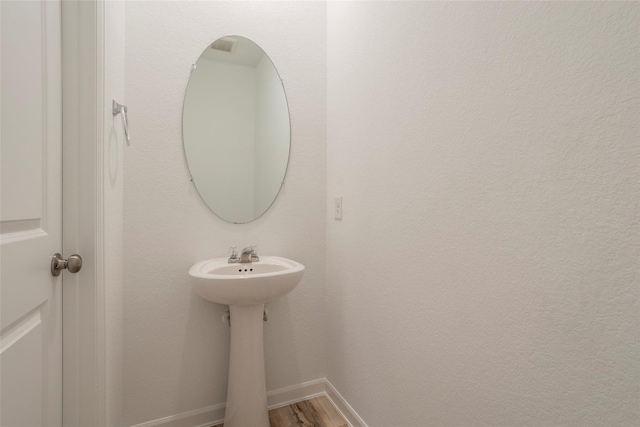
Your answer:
(183, 36), (290, 223)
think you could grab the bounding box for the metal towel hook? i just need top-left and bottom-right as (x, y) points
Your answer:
(112, 100), (131, 145)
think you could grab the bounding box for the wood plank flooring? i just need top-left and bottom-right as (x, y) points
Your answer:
(212, 395), (348, 427)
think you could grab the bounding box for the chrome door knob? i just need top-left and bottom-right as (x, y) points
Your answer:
(51, 253), (82, 276)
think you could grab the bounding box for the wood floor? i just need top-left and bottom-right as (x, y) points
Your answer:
(212, 395), (348, 427)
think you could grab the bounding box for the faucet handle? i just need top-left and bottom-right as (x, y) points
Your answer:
(228, 246), (239, 263)
(250, 245), (259, 262)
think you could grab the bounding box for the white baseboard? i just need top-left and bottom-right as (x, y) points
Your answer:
(128, 401), (226, 427)
(129, 378), (367, 427)
(324, 380), (369, 427)
(267, 378), (327, 409)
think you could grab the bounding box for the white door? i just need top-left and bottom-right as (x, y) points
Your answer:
(0, 1), (63, 426)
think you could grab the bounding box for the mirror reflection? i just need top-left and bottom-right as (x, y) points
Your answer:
(183, 36), (290, 223)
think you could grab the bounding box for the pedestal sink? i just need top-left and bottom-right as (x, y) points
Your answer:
(189, 256), (305, 427)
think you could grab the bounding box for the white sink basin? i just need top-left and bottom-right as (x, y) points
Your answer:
(189, 256), (305, 305)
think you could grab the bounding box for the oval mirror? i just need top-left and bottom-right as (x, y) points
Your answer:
(182, 36), (290, 223)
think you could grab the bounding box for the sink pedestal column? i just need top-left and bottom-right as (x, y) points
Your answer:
(224, 303), (269, 427)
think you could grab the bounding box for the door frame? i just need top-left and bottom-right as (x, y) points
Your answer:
(62, 0), (107, 425)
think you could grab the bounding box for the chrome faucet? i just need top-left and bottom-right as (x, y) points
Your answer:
(234, 246), (259, 263)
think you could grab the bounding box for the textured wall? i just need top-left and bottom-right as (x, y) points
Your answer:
(326, 2), (639, 426)
(123, 2), (326, 425)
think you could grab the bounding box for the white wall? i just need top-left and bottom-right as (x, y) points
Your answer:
(326, 2), (639, 426)
(123, 1), (326, 425)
